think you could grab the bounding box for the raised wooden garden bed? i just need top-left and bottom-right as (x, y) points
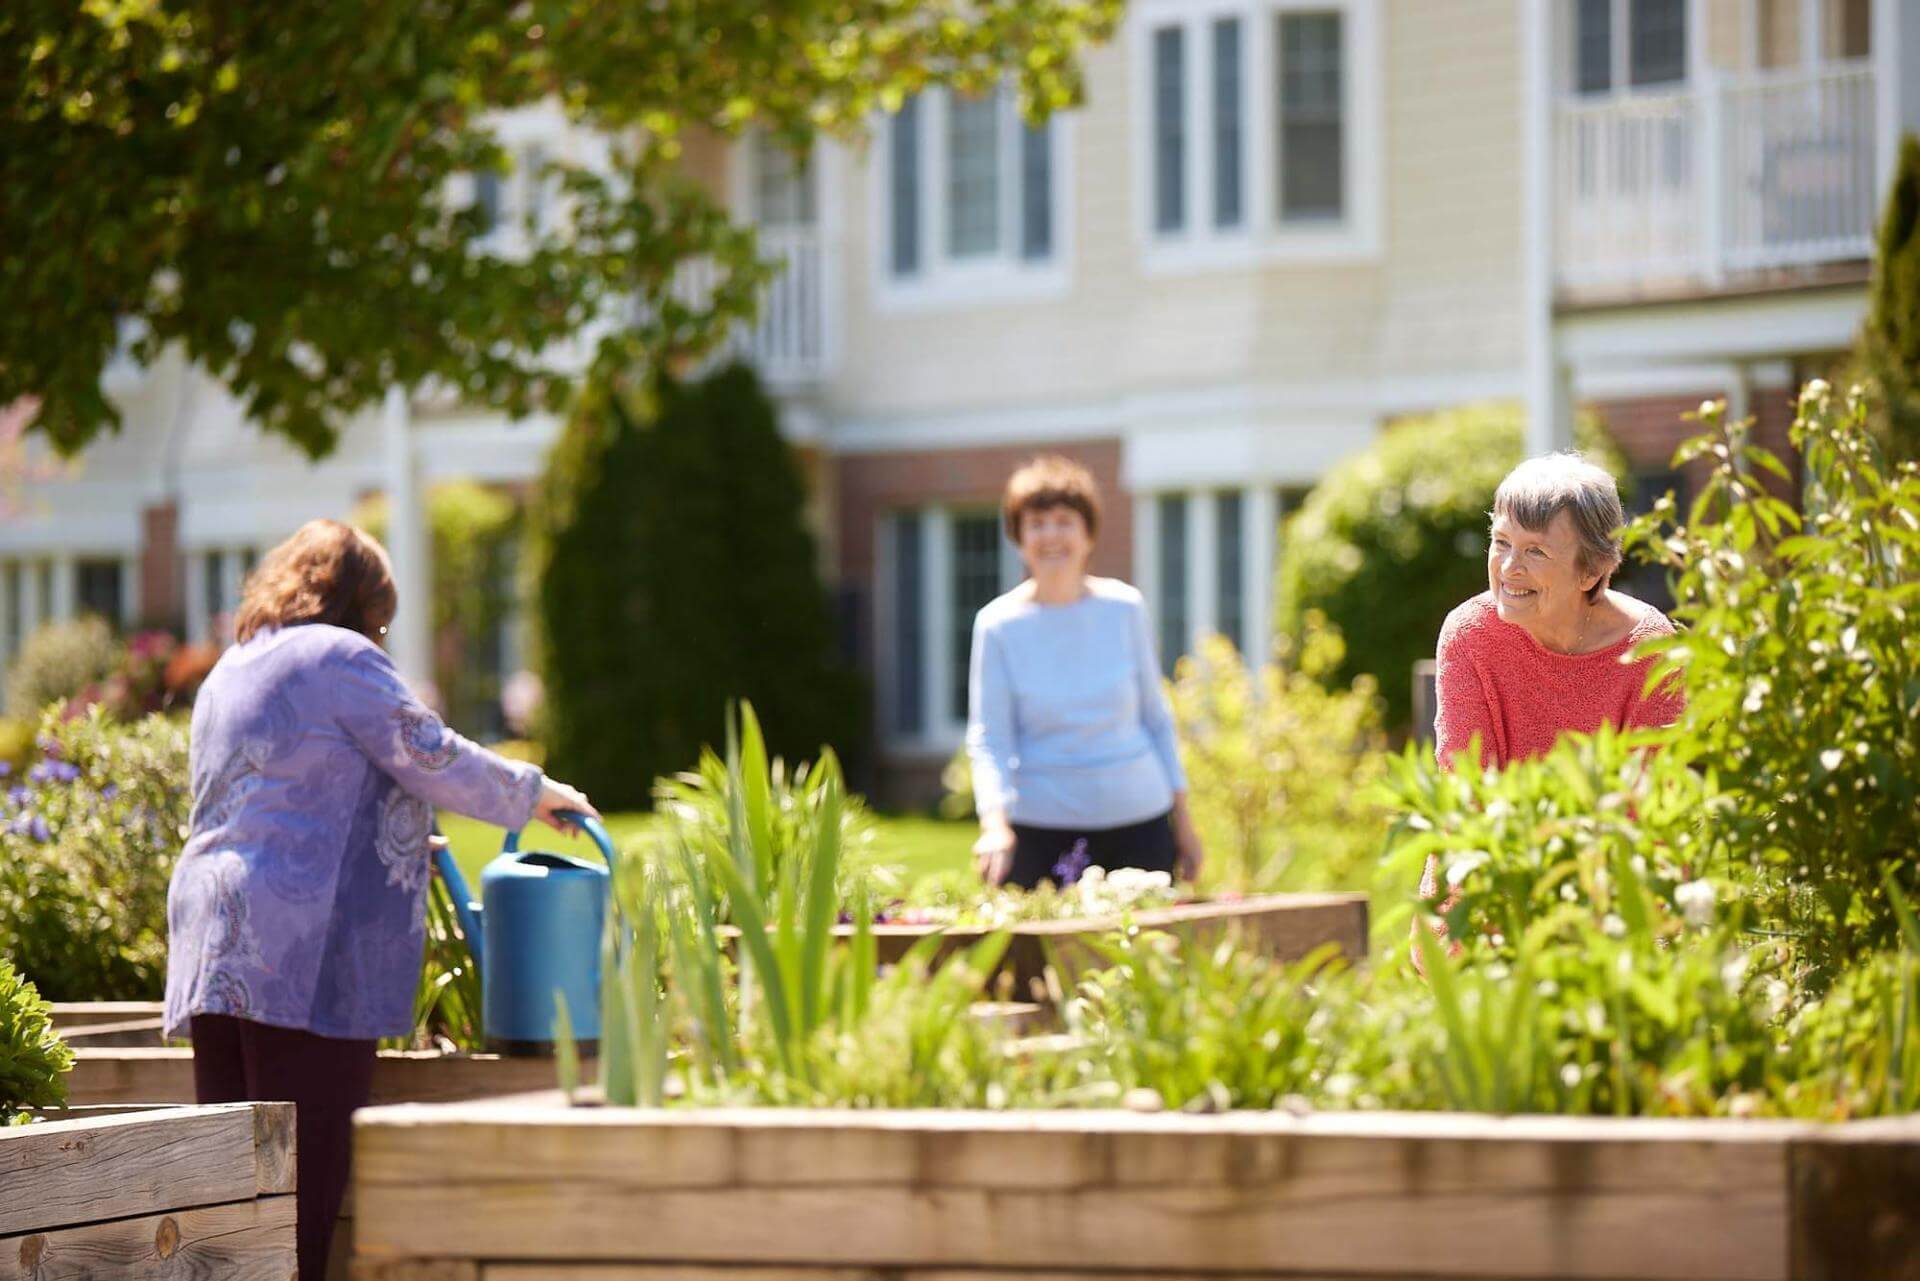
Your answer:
(351, 1098), (1920, 1281)
(0, 1102), (295, 1279)
(867, 891), (1370, 999)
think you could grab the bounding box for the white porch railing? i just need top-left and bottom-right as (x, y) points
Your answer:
(664, 227), (835, 387)
(1555, 62), (1877, 293)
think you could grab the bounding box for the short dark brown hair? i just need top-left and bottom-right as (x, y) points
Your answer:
(234, 519), (398, 644)
(1002, 455), (1102, 544)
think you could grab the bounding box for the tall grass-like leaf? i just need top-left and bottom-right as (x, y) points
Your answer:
(709, 841), (795, 1071)
(799, 772), (843, 1033)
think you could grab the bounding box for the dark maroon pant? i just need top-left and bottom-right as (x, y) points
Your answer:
(191, 1014), (377, 1280)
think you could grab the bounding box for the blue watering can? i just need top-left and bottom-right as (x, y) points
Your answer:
(433, 811), (614, 1056)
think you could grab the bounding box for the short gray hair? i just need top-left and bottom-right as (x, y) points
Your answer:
(1491, 452), (1624, 602)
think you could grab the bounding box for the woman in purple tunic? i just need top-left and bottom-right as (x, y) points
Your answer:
(163, 519), (596, 1279)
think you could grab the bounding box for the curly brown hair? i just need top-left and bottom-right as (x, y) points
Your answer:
(1001, 455), (1102, 544)
(233, 519), (398, 644)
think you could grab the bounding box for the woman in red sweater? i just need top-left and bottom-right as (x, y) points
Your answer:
(1417, 453), (1684, 957)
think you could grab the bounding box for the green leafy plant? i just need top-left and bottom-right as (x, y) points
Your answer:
(1849, 132), (1920, 464)
(4, 616), (122, 718)
(531, 364), (866, 809)
(0, 707), (189, 1000)
(1169, 622), (1387, 894)
(1627, 384), (1920, 971)
(0, 958), (71, 1124)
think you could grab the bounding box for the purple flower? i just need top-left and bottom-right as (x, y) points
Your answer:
(5, 785), (26, 808)
(1051, 839), (1092, 887)
(28, 815), (48, 842)
(101, 783), (120, 801)
(0, 761), (10, 777)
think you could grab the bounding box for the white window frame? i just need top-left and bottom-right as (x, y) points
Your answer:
(1133, 484), (1284, 664)
(872, 88), (1075, 313)
(877, 505), (1026, 753)
(1130, 0), (1383, 274)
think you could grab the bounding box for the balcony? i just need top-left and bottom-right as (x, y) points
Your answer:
(669, 226), (837, 389)
(1554, 61), (1877, 299)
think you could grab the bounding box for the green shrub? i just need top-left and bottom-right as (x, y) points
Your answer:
(1168, 621), (1387, 894)
(0, 717), (34, 772)
(4, 616), (122, 717)
(353, 479), (520, 735)
(1626, 384), (1920, 972)
(530, 362), (866, 809)
(0, 958), (71, 1124)
(1276, 404), (1623, 730)
(0, 707), (189, 1000)
(1849, 132), (1920, 464)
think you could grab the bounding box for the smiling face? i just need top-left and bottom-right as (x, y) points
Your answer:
(1487, 509), (1602, 637)
(1018, 503), (1093, 581)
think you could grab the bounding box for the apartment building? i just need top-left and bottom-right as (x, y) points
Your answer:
(4, 0), (1915, 802)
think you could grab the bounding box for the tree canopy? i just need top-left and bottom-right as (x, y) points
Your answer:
(1, 0), (1120, 457)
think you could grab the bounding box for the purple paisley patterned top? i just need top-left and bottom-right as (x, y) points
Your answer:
(163, 624), (543, 1040)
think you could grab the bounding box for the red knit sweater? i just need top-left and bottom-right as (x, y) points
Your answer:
(1433, 591), (1684, 771)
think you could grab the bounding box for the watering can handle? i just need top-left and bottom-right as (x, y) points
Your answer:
(502, 809), (617, 867)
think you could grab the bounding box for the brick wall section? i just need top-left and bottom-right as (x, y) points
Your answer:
(140, 502), (181, 630)
(1586, 385), (1799, 502)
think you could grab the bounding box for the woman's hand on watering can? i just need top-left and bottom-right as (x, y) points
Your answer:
(532, 777), (601, 832)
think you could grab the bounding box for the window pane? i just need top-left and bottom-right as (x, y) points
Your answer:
(890, 98), (922, 276)
(3, 563), (19, 653)
(1212, 18), (1244, 228)
(947, 91), (1002, 258)
(1020, 120), (1053, 260)
(1153, 26), (1187, 233)
(1628, 0), (1686, 86)
(474, 171), (501, 235)
(753, 133), (815, 228)
(1157, 494), (1188, 675)
(892, 513), (924, 736)
(1574, 0), (1612, 93)
(1278, 12), (1344, 222)
(951, 513), (1004, 721)
(77, 560), (123, 624)
(1215, 491), (1244, 652)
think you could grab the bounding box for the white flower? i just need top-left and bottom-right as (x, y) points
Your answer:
(1721, 952), (1750, 993)
(1601, 913), (1627, 939)
(1560, 1063), (1583, 1090)
(1674, 879), (1716, 928)
(1766, 979), (1792, 1017)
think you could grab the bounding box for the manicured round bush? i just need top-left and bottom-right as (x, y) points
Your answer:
(4, 616), (122, 718)
(1851, 132), (1920, 464)
(530, 362), (866, 808)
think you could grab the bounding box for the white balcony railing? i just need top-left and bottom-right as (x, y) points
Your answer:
(665, 227), (835, 387)
(1555, 62), (1877, 294)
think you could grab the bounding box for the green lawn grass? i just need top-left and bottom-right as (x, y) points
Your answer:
(437, 808), (974, 889)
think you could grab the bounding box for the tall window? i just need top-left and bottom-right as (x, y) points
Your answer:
(1277, 11), (1345, 221)
(892, 513), (924, 736)
(752, 133), (816, 228)
(1627, 0), (1685, 86)
(1215, 491), (1244, 651)
(885, 89), (1059, 292)
(1574, 0), (1687, 92)
(1156, 494), (1189, 675)
(1153, 26), (1186, 233)
(950, 514), (1004, 721)
(889, 99), (922, 276)
(1212, 18), (1245, 229)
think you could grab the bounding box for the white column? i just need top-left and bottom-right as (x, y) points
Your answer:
(1132, 491), (1159, 627)
(121, 553), (141, 628)
(19, 557), (44, 640)
(1690, 0), (1725, 285)
(1523, 0), (1576, 456)
(1874, 0), (1908, 197)
(1245, 486), (1278, 662)
(217, 549), (246, 643)
(184, 550), (209, 644)
(1725, 364), (1753, 427)
(382, 385), (435, 699)
(1187, 489), (1216, 653)
(49, 554), (76, 623)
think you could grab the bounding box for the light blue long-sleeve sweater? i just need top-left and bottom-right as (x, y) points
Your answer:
(965, 577), (1187, 829)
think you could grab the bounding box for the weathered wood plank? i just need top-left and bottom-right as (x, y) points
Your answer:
(47, 1002), (164, 1030)
(54, 1016), (170, 1048)
(65, 1046), (582, 1107)
(0, 1196), (296, 1281)
(481, 1270), (1654, 1281)
(1790, 1115), (1920, 1281)
(353, 1106), (1801, 1280)
(351, 1261), (477, 1281)
(0, 1103), (284, 1237)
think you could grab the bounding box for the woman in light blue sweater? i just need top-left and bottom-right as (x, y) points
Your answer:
(967, 456), (1205, 888)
